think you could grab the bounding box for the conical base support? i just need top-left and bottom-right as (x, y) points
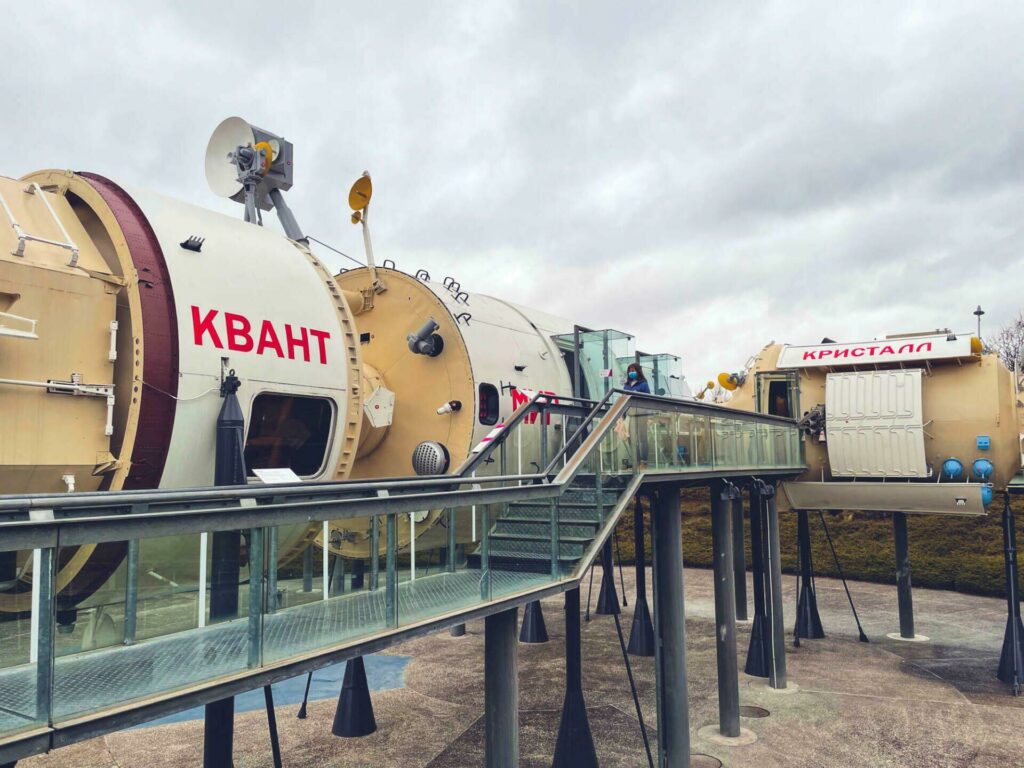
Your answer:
(551, 688), (598, 768)
(744, 613), (770, 678)
(331, 657), (377, 737)
(997, 614), (1024, 685)
(520, 600), (549, 643)
(627, 595), (655, 657)
(595, 575), (619, 615)
(795, 582), (825, 640)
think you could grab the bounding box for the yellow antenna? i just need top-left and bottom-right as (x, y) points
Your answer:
(718, 372), (738, 391)
(347, 172), (383, 291)
(348, 173), (373, 211)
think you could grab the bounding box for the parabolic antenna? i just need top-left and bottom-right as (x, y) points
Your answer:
(205, 117), (256, 199)
(348, 173), (373, 211)
(718, 371), (738, 391)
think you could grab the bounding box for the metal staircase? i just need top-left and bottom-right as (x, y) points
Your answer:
(470, 476), (623, 573)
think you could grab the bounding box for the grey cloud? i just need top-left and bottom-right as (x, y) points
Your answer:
(2, 1), (1023, 382)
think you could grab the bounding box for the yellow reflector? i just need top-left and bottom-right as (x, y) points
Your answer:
(348, 173), (373, 211)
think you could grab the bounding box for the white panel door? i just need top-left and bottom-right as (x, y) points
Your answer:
(825, 370), (928, 477)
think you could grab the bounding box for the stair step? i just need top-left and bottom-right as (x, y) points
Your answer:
(489, 538), (587, 558)
(466, 554), (574, 573)
(501, 506), (602, 523)
(490, 524), (597, 540)
(491, 531), (593, 543)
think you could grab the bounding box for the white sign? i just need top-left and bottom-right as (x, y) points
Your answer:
(777, 334), (975, 369)
(252, 467), (303, 484)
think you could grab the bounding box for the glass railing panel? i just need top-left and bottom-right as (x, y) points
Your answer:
(0, 546), (48, 738)
(50, 528), (250, 722)
(396, 505), (502, 626)
(270, 523), (327, 613)
(262, 517), (386, 666)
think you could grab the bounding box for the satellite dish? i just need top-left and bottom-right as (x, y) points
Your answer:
(205, 117), (256, 199)
(348, 173), (373, 211)
(718, 372), (738, 391)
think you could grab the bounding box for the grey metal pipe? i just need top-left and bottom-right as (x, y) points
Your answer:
(731, 491), (748, 621)
(386, 515), (397, 627)
(710, 483), (740, 737)
(247, 527), (264, 669)
(370, 516), (380, 590)
(893, 512), (915, 639)
(123, 538), (139, 644)
(763, 485), (788, 689)
(302, 544), (313, 593)
(652, 486), (691, 767)
(35, 547), (55, 723)
(267, 188), (305, 242)
(266, 526), (278, 613)
(484, 608), (519, 768)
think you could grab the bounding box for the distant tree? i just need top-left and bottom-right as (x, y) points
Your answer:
(987, 311), (1024, 370)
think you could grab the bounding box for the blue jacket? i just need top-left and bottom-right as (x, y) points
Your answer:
(624, 380), (650, 394)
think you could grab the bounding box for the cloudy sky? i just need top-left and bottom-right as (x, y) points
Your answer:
(5, 2), (1022, 385)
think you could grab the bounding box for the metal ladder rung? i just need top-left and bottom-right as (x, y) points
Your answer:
(0, 183), (80, 266)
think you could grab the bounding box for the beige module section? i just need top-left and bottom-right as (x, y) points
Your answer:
(725, 340), (1024, 512)
(0, 174), (128, 495)
(325, 267), (476, 557)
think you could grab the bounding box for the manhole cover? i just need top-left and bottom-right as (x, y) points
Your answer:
(690, 755), (723, 768)
(740, 705), (770, 718)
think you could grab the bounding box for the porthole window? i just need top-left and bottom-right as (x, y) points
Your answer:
(478, 383), (500, 426)
(244, 394), (334, 477)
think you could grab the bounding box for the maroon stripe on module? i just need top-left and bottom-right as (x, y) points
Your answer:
(81, 173), (178, 490)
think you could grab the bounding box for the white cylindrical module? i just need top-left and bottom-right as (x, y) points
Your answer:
(0, 170), (364, 613)
(332, 266), (574, 556)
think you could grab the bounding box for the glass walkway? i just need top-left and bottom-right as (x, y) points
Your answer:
(0, 390), (804, 763)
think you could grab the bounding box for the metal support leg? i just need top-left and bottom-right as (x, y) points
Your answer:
(553, 589), (597, 768)
(332, 656), (377, 737)
(745, 486), (770, 677)
(264, 686), (283, 768)
(731, 491), (748, 622)
(710, 483), (740, 737)
(629, 495), (655, 656)
(794, 510), (825, 641)
(998, 493), (1024, 691)
(763, 485), (788, 689)
(652, 486), (691, 767)
(520, 600), (548, 643)
(893, 512), (916, 639)
(484, 608), (519, 768)
(203, 697), (234, 767)
(596, 539), (620, 615)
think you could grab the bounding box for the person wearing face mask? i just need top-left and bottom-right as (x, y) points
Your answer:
(624, 363), (650, 394)
(623, 363), (650, 465)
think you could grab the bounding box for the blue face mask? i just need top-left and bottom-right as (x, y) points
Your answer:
(628, 371), (638, 381)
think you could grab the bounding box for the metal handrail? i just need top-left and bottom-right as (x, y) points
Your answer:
(610, 388), (799, 426)
(542, 387), (617, 476)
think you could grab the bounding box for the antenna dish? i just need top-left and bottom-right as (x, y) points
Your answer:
(349, 174), (373, 211)
(205, 117), (256, 199)
(718, 372), (738, 391)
